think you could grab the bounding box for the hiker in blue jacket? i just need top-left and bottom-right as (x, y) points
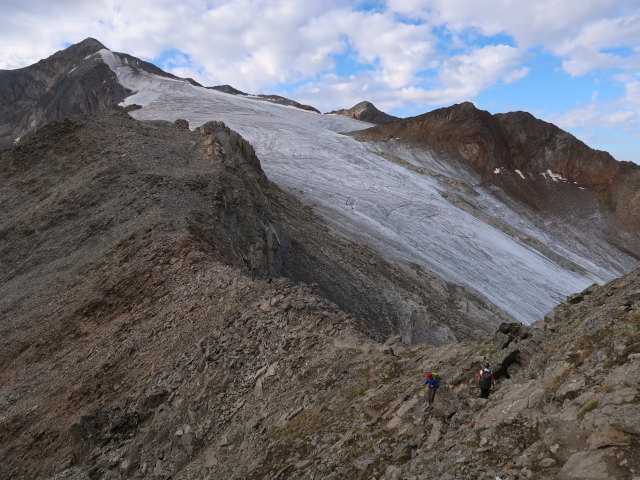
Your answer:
(424, 372), (439, 406)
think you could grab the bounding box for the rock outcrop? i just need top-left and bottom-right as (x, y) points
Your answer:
(255, 94), (320, 113)
(328, 100), (399, 124)
(208, 84), (248, 95)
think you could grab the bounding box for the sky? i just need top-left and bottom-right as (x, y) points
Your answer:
(2, 0), (640, 162)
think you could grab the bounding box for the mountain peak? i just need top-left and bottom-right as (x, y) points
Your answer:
(0, 37), (127, 149)
(75, 37), (107, 50)
(327, 100), (399, 124)
(53, 37), (107, 60)
(352, 100), (375, 108)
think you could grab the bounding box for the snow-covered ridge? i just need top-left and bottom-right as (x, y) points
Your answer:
(98, 49), (637, 324)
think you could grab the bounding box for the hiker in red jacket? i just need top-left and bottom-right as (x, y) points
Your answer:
(477, 362), (495, 399)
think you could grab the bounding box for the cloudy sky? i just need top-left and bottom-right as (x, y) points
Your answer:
(2, 0), (640, 162)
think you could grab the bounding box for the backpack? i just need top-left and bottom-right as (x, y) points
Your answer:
(425, 372), (441, 387)
(479, 369), (492, 389)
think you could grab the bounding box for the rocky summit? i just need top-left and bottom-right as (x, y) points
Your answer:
(328, 101), (399, 124)
(0, 38), (127, 150)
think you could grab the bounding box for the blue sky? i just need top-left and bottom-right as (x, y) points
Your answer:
(1, 0), (640, 162)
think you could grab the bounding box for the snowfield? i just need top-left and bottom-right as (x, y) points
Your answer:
(99, 49), (637, 324)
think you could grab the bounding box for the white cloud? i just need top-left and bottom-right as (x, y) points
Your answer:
(552, 103), (638, 132)
(330, 10), (435, 88)
(544, 76), (640, 162)
(417, 45), (528, 104)
(0, 0), (519, 106)
(291, 44), (528, 113)
(624, 80), (640, 105)
(557, 13), (640, 75)
(387, 0), (618, 45)
(548, 73), (640, 133)
(386, 0), (640, 77)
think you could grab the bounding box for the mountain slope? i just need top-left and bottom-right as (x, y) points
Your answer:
(1, 39), (639, 480)
(0, 111), (513, 477)
(2, 114), (638, 480)
(4, 147), (637, 480)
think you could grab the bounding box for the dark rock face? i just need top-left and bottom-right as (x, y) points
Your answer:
(208, 84), (248, 95)
(183, 77), (203, 87)
(0, 38), (130, 150)
(351, 101), (640, 256)
(328, 100), (399, 124)
(256, 94), (320, 113)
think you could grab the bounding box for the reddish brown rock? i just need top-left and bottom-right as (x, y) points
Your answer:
(351, 102), (640, 256)
(327, 101), (399, 124)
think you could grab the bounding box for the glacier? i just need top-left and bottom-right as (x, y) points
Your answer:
(97, 49), (637, 324)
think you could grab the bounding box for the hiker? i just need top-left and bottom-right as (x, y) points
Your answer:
(477, 362), (495, 398)
(424, 372), (439, 406)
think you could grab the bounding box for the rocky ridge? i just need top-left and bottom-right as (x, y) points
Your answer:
(255, 94), (321, 114)
(17, 254), (640, 479)
(7, 111), (508, 344)
(207, 85), (248, 95)
(328, 101), (399, 124)
(6, 40), (638, 328)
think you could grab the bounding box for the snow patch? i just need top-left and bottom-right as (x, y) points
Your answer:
(515, 169), (525, 179)
(494, 168), (501, 174)
(98, 48), (186, 107)
(546, 169), (566, 182)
